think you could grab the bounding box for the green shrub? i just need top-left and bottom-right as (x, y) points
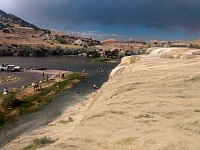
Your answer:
(2, 28), (10, 33)
(1, 92), (21, 110)
(0, 46), (14, 56)
(18, 102), (42, 116)
(21, 136), (55, 150)
(33, 137), (54, 146)
(49, 46), (63, 55)
(0, 23), (6, 30)
(17, 45), (32, 56)
(56, 37), (68, 44)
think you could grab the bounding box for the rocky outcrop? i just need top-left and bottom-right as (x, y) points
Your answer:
(54, 35), (100, 46)
(110, 47), (200, 78)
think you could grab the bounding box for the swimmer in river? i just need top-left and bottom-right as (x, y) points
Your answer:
(93, 84), (96, 90)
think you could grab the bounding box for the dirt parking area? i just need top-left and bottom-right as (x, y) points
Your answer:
(0, 71), (43, 92)
(0, 70), (71, 92)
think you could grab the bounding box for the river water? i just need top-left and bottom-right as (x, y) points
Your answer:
(0, 56), (119, 148)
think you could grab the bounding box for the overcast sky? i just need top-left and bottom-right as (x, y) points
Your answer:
(0, 0), (200, 41)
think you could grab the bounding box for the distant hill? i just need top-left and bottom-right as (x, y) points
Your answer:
(0, 9), (100, 51)
(191, 38), (200, 45)
(0, 9), (39, 30)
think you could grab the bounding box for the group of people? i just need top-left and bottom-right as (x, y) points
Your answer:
(92, 68), (106, 90)
(32, 81), (42, 91)
(75, 67), (106, 96)
(59, 73), (65, 78)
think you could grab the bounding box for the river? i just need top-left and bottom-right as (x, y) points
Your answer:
(0, 56), (119, 148)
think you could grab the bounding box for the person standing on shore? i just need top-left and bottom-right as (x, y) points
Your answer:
(3, 87), (8, 95)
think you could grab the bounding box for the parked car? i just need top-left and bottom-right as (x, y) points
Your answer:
(32, 66), (47, 70)
(0, 64), (21, 72)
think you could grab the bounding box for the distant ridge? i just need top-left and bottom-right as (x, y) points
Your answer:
(101, 39), (146, 45)
(101, 39), (121, 44)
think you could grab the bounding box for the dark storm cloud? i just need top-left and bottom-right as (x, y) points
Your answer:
(5, 0), (200, 32)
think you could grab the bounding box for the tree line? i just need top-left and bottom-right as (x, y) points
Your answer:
(0, 45), (100, 57)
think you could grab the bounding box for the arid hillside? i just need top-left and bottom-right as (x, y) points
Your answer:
(0, 9), (100, 50)
(2, 47), (200, 150)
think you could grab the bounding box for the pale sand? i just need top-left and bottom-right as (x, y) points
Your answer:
(2, 48), (200, 150)
(27, 69), (72, 75)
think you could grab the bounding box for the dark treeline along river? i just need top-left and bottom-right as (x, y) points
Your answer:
(0, 56), (119, 148)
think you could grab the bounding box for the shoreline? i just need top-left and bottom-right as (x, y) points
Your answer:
(4, 90), (96, 149)
(0, 68), (98, 148)
(1, 87), (97, 150)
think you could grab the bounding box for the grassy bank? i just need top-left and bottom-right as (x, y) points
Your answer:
(0, 72), (85, 128)
(92, 57), (114, 62)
